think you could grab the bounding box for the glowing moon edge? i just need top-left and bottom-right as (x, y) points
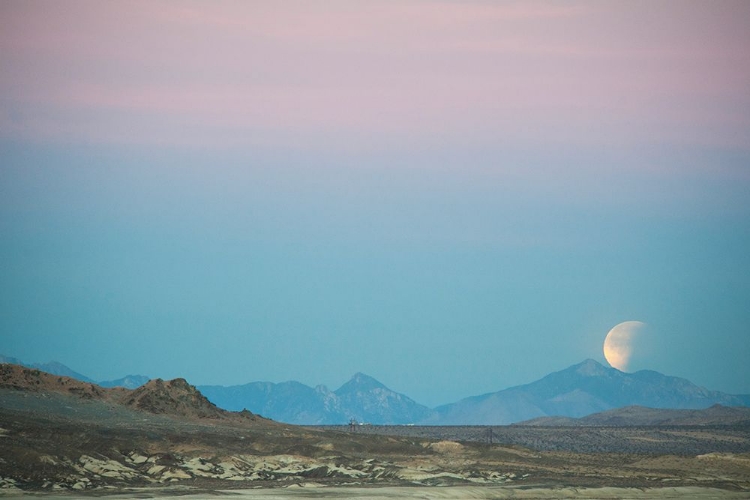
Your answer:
(603, 321), (645, 372)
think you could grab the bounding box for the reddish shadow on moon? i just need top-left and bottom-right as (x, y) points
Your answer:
(603, 321), (656, 372)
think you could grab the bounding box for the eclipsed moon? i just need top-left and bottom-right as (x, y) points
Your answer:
(603, 321), (647, 372)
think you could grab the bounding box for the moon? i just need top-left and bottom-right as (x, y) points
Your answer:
(603, 321), (647, 372)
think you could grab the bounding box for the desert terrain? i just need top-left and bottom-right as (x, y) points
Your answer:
(1, 364), (749, 498)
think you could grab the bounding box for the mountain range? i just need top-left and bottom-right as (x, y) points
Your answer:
(425, 359), (750, 425)
(199, 372), (432, 425)
(7, 362), (746, 492)
(2, 355), (748, 425)
(0, 355), (149, 389)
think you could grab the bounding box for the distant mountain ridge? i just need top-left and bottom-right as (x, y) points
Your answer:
(426, 359), (750, 425)
(334, 372), (433, 424)
(0, 355), (148, 389)
(198, 380), (339, 424)
(198, 372), (432, 425)
(0, 355), (96, 384)
(99, 375), (151, 389)
(3, 355), (748, 425)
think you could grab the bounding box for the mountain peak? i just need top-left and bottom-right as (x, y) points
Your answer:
(99, 374), (150, 389)
(573, 359), (611, 377)
(336, 372), (387, 394)
(331, 373), (432, 424)
(353, 372), (382, 384)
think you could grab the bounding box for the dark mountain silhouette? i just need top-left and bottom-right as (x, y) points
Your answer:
(200, 373), (432, 425)
(425, 359), (750, 425)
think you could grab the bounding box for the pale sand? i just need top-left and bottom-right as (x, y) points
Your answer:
(3, 486), (748, 499)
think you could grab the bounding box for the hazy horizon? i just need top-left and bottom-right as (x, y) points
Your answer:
(2, 1), (749, 408)
(7, 353), (745, 409)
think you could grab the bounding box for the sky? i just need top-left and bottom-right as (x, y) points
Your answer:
(1, 1), (749, 407)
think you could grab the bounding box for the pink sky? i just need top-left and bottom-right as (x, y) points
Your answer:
(1, 1), (749, 150)
(3, 1), (750, 406)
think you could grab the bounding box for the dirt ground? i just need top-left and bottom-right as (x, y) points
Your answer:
(4, 485), (750, 499)
(2, 383), (749, 497)
(323, 424), (750, 455)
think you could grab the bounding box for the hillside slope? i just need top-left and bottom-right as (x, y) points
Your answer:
(518, 404), (750, 427)
(0, 363), (260, 423)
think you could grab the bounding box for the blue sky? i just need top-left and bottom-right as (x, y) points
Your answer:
(1, 1), (749, 406)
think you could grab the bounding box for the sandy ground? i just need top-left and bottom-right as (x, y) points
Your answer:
(2, 485), (749, 499)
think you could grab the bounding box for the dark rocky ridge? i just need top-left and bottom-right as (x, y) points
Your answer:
(0, 354), (95, 383)
(120, 378), (227, 419)
(0, 354), (148, 388)
(0, 363), (260, 422)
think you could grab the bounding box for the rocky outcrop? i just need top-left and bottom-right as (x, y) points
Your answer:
(119, 378), (227, 419)
(0, 363), (107, 400)
(0, 363), (258, 422)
